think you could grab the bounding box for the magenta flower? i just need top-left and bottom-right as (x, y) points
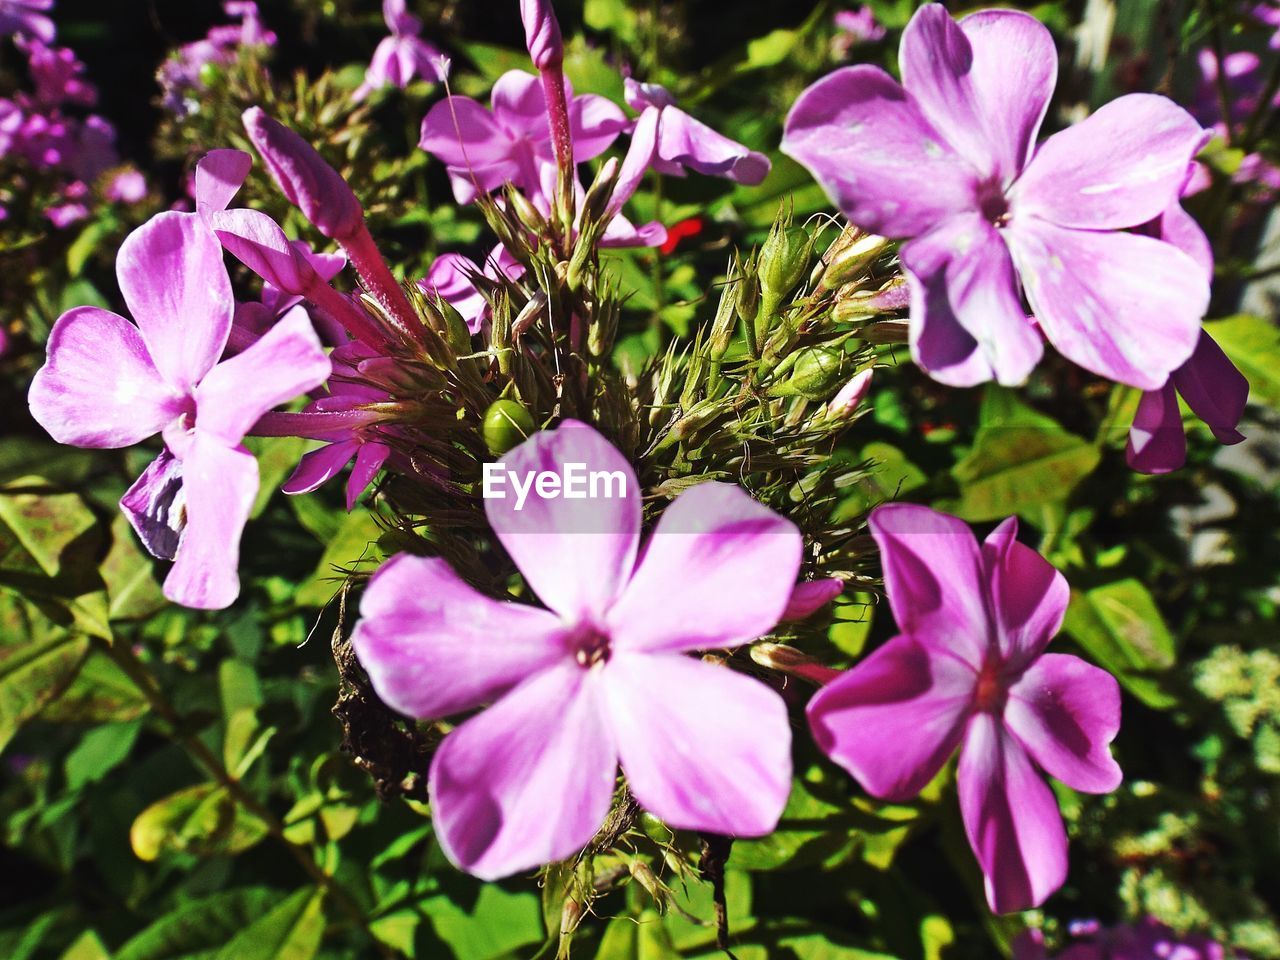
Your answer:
(807, 503), (1122, 913)
(419, 69), (628, 204)
(19, 38), (95, 107)
(351, 420), (801, 879)
(832, 6), (886, 54)
(353, 0), (447, 101)
(0, 0), (54, 43)
(105, 168), (147, 204)
(1255, 3), (1280, 49)
(622, 78), (770, 186)
(783, 3), (1210, 390)
(1014, 918), (1232, 960)
(419, 245), (524, 334)
(28, 212), (331, 608)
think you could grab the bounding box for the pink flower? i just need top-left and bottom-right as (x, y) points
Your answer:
(419, 69), (628, 204)
(351, 420), (802, 879)
(418, 245), (524, 334)
(19, 38), (95, 106)
(783, 3), (1210, 390)
(353, 0), (447, 101)
(1015, 918), (1234, 960)
(807, 503), (1122, 913)
(832, 6), (886, 54)
(105, 168), (147, 204)
(28, 212), (331, 608)
(1254, 2), (1280, 49)
(0, 0), (54, 43)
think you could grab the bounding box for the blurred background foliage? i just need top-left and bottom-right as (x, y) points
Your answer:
(1, 0), (1279, 958)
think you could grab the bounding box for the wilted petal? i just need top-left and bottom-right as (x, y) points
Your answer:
(120, 448), (185, 560)
(782, 65), (979, 238)
(346, 441), (389, 510)
(1007, 219), (1206, 390)
(606, 482), (802, 654)
(117, 212), (234, 391)
(29, 306), (180, 447)
(1126, 382), (1186, 475)
(351, 553), (571, 719)
(958, 713), (1068, 913)
(485, 420), (640, 623)
(1013, 94), (1209, 230)
(282, 439), (360, 496)
(980, 516), (1069, 666)
(1173, 331), (1248, 445)
(868, 503), (989, 667)
(1006, 653), (1123, 794)
(605, 652), (791, 835)
(164, 436), (258, 610)
(901, 214), (1043, 386)
(807, 635), (974, 801)
(195, 307), (331, 445)
(429, 665), (617, 880)
(194, 148), (252, 221)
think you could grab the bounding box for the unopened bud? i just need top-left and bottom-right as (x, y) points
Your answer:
(759, 220), (814, 303)
(818, 228), (891, 289)
(483, 399), (536, 456)
(733, 268), (760, 326)
(767, 344), (853, 400)
(821, 368), (873, 420)
(521, 0), (564, 69)
(581, 157), (620, 226)
(833, 276), (910, 323)
(860, 319), (909, 344)
(750, 642), (842, 686)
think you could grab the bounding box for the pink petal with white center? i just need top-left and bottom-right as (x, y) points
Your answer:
(782, 65), (980, 238)
(163, 435), (258, 610)
(29, 306), (181, 448)
(901, 213), (1043, 386)
(901, 5), (1056, 184)
(346, 441), (389, 510)
(868, 503), (990, 668)
(117, 211), (234, 391)
(1012, 94), (1209, 230)
(980, 516), (1069, 667)
(1006, 218), (1206, 389)
(606, 481), (802, 654)
(807, 634), (974, 801)
(958, 712), (1068, 913)
(1173, 331), (1248, 445)
(1006, 653), (1123, 794)
(604, 652), (791, 836)
(1126, 382), (1187, 475)
(194, 148), (251, 222)
(485, 420), (640, 624)
(351, 553), (572, 719)
(429, 664), (617, 880)
(195, 307), (331, 446)
(282, 439), (360, 496)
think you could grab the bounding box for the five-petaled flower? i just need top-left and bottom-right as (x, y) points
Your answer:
(351, 420), (802, 879)
(28, 212), (331, 609)
(807, 503), (1122, 913)
(783, 3), (1211, 391)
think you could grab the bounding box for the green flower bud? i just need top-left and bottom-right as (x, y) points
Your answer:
(767, 344), (853, 400)
(818, 228), (892, 290)
(482, 399), (536, 456)
(759, 221), (814, 303)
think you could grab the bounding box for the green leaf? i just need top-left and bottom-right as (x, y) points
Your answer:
(56, 931), (110, 960)
(101, 512), (166, 621)
(949, 388), (1100, 521)
(595, 910), (677, 960)
(64, 719), (142, 791)
(0, 589), (91, 752)
(733, 779), (853, 871)
(114, 888), (280, 960)
(296, 509), (384, 607)
(212, 887), (325, 960)
(36, 651), (148, 725)
(129, 783), (270, 862)
(242, 437), (310, 519)
(422, 884), (543, 960)
(1206, 314), (1280, 409)
(1063, 579), (1177, 708)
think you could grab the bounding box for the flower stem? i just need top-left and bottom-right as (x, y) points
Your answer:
(540, 65), (576, 240)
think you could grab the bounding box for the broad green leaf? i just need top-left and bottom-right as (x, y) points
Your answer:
(1063, 580), (1177, 708)
(114, 888), (279, 960)
(296, 509), (384, 607)
(423, 884), (543, 960)
(733, 779), (853, 871)
(242, 436), (310, 519)
(64, 719), (142, 791)
(1206, 314), (1280, 409)
(0, 438), (93, 487)
(56, 931), (110, 960)
(595, 910), (677, 960)
(130, 782), (270, 861)
(0, 589), (91, 752)
(37, 651), (148, 725)
(212, 887), (325, 960)
(950, 388), (1100, 521)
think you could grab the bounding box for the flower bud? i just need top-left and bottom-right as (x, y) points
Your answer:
(242, 107), (364, 241)
(822, 368), (873, 420)
(759, 219), (814, 305)
(749, 642), (842, 686)
(818, 227), (891, 290)
(521, 0), (564, 69)
(767, 344), (853, 400)
(483, 399), (536, 456)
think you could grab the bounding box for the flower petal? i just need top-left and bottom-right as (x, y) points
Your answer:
(604, 652), (791, 835)
(195, 307), (331, 446)
(211, 208), (315, 294)
(606, 482), (802, 653)
(194, 148), (252, 222)
(282, 439), (360, 496)
(120, 448), (185, 560)
(958, 713), (1068, 913)
(1013, 94), (1209, 230)
(1172, 331), (1248, 445)
(419, 95), (518, 172)
(980, 516), (1069, 666)
(117, 211), (234, 391)
(29, 306), (179, 448)
(1126, 382), (1187, 475)
(485, 420), (640, 623)
(654, 107), (770, 184)
(346, 441), (389, 510)
(901, 214), (1043, 386)
(868, 503), (989, 668)
(351, 553), (571, 719)
(807, 634), (974, 801)
(1006, 653), (1123, 794)
(569, 93), (629, 162)
(429, 665), (617, 880)
(1006, 219), (1207, 390)
(164, 436), (258, 610)
(781, 578), (845, 621)
(782, 65), (979, 238)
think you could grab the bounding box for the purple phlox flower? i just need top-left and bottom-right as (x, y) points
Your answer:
(1017, 918), (1235, 960)
(28, 211), (331, 608)
(0, 0), (53, 43)
(1254, 2), (1280, 49)
(105, 167), (147, 204)
(45, 178), (87, 227)
(621, 77), (770, 186)
(1193, 49), (1280, 132)
(158, 3), (274, 117)
(1126, 193), (1248, 474)
(18, 37), (96, 106)
(419, 68), (628, 204)
(353, 0), (447, 101)
(783, 3), (1211, 391)
(351, 420), (802, 878)
(807, 503), (1123, 913)
(64, 113), (117, 181)
(418, 244), (524, 334)
(832, 6), (886, 56)
(217, 2), (275, 48)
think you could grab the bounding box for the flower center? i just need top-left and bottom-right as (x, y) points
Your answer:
(974, 660), (1008, 714)
(570, 626), (611, 668)
(977, 179), (1011, 227)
